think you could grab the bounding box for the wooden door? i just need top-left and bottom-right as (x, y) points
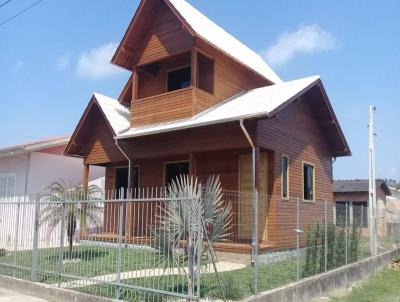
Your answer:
(238, 153), (268, 242)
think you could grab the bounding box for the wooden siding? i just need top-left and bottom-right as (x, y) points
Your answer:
(193, 87), (218, 114)
(131, 1), (194, 67)
(80, 106), (126, 165)
(195, 39), (269, 101)
(132, 87), (194, 127)
(121, 121), (255, 159)
(137, 52), (191, 99)
(257, 98), (334, 249)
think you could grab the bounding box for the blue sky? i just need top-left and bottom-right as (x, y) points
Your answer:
(0, 0), (399, 181)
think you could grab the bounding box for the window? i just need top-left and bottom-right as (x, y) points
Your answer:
(165, 161), (189, 186)
(0, 173), (16, 199)
(353, 201), (368, 228)
(282, 156), (289, 199)
(167, 66), (191, 92)
(303, 163), (315, 201)
(335, 201), (350, 227)
(114, 166), (140, 198)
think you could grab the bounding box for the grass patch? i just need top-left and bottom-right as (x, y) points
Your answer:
(332, 267), (400, 302)
(77, 258), (298, 301)
(0, 244), (163, 284)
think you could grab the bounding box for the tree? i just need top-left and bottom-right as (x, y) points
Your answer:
(150, 175), (232, 297)
(40, 180), (103, 259)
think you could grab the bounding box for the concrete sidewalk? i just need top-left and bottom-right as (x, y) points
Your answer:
(0, 287), (48, 302)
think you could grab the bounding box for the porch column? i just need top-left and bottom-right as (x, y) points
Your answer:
(81, 163), (90, 237)
(83, 163), (89, 191)
(127, 161), (136, 239)
(132, 69), (139, 101)
(191, 50), (198, 87)
(189, 153), (197, 178)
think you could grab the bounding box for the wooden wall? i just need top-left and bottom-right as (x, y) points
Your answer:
(76, 105), (125, 165)
(131, 1), (194, 67)
(257, 97), (334, 249)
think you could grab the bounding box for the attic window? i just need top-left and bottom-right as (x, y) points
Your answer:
(167, 66), (191, 92)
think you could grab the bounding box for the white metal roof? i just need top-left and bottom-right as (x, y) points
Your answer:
(117, 75), (320, 139)
(0, 136), (70, 158)
(167, 0), (282, 84)
(94, 93), (131, 135)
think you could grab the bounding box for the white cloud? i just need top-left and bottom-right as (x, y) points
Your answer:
(76, 42), (123, 80)
(14, 60), (24, 71)
(263, 24), (336, 67)
(57, 53), (71, 70)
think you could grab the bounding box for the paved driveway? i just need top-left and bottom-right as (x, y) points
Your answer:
(0, 287), (48, 302)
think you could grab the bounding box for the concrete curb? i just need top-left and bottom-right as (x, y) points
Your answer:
(243, 247), (400, 302)
(0, 275), (116, 302)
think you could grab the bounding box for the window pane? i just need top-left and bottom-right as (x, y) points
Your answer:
(303, 164), (314, 200)
(165, 162), (189, 186)
(282, 156), (288, 198)
(167, 67), (191, 92)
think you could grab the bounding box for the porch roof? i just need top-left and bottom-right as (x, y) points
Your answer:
(117, 75), (319, 138)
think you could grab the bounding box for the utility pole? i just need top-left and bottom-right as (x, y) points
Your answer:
(368, 106), (377, 256)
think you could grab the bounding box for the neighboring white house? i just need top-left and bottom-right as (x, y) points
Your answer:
(0, 136), (105, 251)
(0, 136), (105, 197)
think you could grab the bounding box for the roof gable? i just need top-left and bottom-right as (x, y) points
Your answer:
(65, 94), (130, 158)
(112, 0), (281, 84)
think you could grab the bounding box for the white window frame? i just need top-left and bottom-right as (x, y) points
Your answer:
(0, 173), (16, 200)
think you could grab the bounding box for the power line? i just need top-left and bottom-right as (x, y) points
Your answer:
(0, 0), (44, 27)
(0, 0), (12, 9)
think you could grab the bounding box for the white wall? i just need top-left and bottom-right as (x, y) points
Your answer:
(0, 155), (29, 195)
(26, 152), (105, 195)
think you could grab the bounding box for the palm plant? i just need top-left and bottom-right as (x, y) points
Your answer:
(150, 174), (232, 297)
(40, 180), (103, 259)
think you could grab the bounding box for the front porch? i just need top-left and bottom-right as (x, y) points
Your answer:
(83, 148), (277, 253)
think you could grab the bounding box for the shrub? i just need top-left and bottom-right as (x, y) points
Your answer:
(0, 249), (6, 257)
(218, 274), (248, 301)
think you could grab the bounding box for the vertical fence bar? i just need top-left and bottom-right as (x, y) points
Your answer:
(31, 194), (40, 281)
(296, 196), (301, 281)
(360, 204), (364, 259)
(345, 202), (348, 265)
(324, 200), (328, 273)
(12, 196), (21, 277)
(58, 201), (66, 287)
(115, 196), (124, 300)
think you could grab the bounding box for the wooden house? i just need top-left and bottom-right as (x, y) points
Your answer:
(65, 0), (350, 251)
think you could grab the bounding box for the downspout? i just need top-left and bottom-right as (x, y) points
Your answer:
(239, 120), (258, 266)
(115, 140), (131, 195)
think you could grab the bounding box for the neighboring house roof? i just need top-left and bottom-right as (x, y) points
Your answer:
(0, 136), (70, 158)
(333, 179), (392, 196)
(112, 0), (282, 84)
(389, 187), (400, 199)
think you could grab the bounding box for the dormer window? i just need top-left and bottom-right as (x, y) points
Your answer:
(167, 66), (191, 92)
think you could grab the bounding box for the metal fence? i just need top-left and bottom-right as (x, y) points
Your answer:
(0, 190), (399, 301)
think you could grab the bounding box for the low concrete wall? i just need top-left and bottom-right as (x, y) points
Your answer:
(0, 275), (116, 302)
(244, 247), (400, 302)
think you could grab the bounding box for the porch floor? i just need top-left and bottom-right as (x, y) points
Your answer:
(82, 233), (275, 254)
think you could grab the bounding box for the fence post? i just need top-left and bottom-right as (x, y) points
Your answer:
(31, 194), (40, 282)
(12, 195), (21, 277)
(360, 204), (364, 259)
(115, 192), (124, 300)
(324, 200), (328, 273)
(196, 194), (203, 300)
(58, 201), (66, 287)
(345, 202), (348, 265)
(295, 197), (301, 281)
